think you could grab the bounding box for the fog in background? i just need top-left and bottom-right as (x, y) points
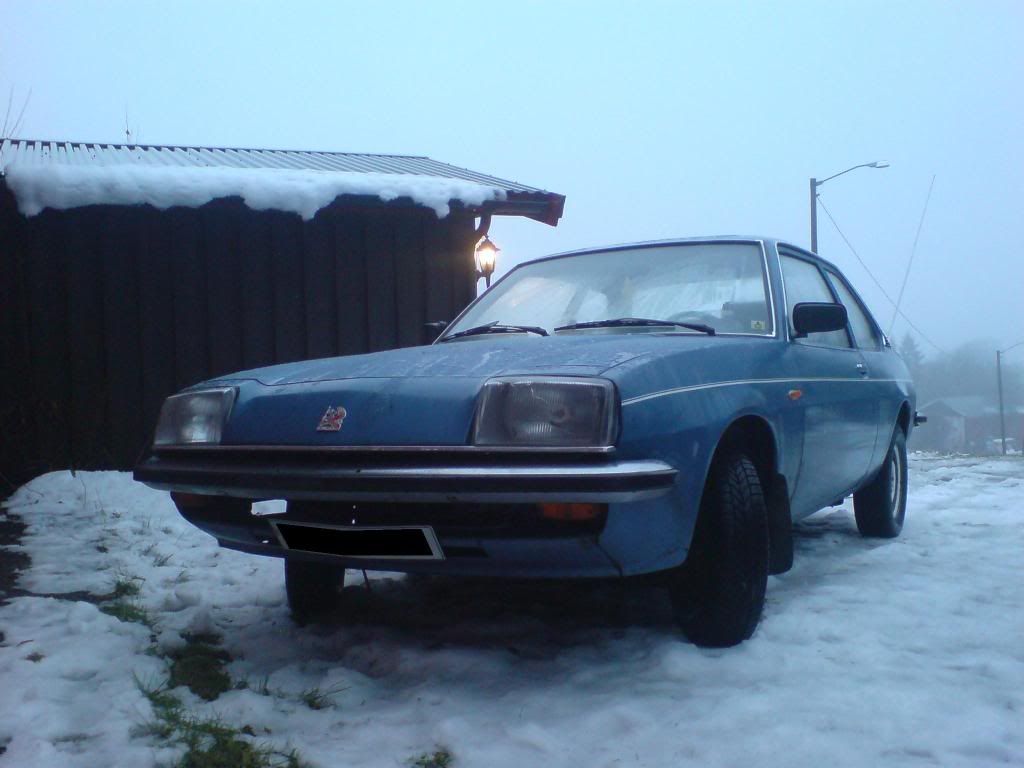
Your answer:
(3, 1), (1022, 415)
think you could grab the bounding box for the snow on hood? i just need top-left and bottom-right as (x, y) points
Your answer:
(2, 162), (507, 220)
(207, 336), (656, 387)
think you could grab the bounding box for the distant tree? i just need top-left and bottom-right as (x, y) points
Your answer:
(911, 341), (1023, 407)
(898, 334), (925, 380)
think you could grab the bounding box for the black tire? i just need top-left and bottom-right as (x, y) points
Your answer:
(284, 559), (346, 625)
(670, 451), (769, 647)
(854, 427), (908, 538)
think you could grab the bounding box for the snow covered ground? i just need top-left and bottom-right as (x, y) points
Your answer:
(1, 454), (1021, 767)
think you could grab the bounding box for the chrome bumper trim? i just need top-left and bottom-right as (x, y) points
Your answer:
(135, 456), (677, 503)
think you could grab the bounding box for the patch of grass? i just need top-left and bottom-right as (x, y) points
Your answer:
(176, 717), (305, 768)
(135, 677), (307, 768)
(410, 748), (454, 768)
(153, 552), (174, 567)
(298, 684), (348, 711)
(298, 687), (330, 711)
(100, 599), (153, 627)
(135, 677), (186, 740)
(24, 651), (44, 663)
(237, 675), (274, 696)
(111, 573), (142, 599)
(169, 641), (232, 702)
(98, 570), (151, 626)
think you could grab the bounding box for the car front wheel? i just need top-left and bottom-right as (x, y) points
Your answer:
(284, 559), (346, 625)
(670, 451), (769, 647)
(854, 427), (908, 538)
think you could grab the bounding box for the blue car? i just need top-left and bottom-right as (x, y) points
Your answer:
(136, 236), (919, 646)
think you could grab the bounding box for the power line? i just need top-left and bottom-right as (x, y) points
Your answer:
(816, 194), (947, 354)
(889, 175), (936, 335)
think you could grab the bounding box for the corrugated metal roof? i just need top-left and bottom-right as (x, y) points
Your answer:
(1, 139), (543, 191)
(0, 138), (565, 224)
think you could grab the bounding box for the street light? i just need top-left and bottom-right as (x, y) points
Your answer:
(475, 235), (499, 288)
(809, 161), (889, 252)
(996, 339), (1024, 455)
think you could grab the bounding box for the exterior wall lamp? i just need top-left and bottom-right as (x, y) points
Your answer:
(475, 235), (499, 288)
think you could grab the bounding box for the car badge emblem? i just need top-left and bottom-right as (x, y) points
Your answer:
(316, 406), (348, 432)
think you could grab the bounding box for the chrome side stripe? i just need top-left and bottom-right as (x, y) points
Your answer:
(622, 378), (912, 406)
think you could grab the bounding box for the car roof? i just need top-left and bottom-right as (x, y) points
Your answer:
(533, 236), (834, 269)
(515, 237), (857, 298)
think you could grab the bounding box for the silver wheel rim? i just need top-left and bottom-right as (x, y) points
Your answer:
(888, 447), (904, 523)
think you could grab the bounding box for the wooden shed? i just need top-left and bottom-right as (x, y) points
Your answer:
(0, 139), (565, 486)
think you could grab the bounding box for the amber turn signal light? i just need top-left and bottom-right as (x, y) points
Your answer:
(538, 502), (604, 521)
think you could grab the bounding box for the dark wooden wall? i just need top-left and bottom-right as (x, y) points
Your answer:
(0, 186), (479, 487)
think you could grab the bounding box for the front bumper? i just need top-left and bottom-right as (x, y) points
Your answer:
(135, 448), (685, 578)
(134, 448), (677, 503)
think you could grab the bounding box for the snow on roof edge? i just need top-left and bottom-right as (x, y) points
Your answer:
(1, 162), (507, 221)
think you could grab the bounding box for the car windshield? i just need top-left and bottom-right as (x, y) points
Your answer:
(444, 242), (773, 338)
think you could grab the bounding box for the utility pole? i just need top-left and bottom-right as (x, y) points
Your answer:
(808, 162), (888, 253)
(996, 340), (1024, 455)
(809, 178), (818, 253)
(997, 350), (1006, 455)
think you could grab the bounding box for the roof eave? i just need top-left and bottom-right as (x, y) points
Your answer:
(479, 192), (566, 227)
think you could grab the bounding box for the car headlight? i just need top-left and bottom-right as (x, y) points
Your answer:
(153, 388), (237, 447)
(472, 377), (618, 447)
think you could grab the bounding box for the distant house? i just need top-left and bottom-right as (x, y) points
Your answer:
(915, 396), (1024, 453)
(0, 139), (565, 484)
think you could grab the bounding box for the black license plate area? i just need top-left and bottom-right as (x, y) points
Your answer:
(272, 522), (442, 560)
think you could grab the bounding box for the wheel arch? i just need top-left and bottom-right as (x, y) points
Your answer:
(706, 414), (793, 574)
(896, 401), (911, 436)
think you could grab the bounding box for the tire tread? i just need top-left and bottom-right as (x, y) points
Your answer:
(672, 452), (769, 647)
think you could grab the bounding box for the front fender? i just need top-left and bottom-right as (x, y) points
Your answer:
(614, 378), (799, 557)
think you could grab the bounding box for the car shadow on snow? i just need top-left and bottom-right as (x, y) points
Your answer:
(778, 507), (897, 588)
(242, 508), (896, 659)
(305, 571), (680, 653)
(284, 508), (896, 654)
(791, 506), (894, 549)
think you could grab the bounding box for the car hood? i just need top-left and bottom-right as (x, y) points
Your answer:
(216, 335), (655, 385)
(209, 334), (772, 447)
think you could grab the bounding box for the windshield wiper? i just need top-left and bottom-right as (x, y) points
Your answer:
(442, 320), (549, 341)
(554, 317), (716, 335)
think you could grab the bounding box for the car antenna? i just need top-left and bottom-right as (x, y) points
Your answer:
(889, 174), (936, 336)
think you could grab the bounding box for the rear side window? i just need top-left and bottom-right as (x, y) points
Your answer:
(826, 270), (881, 350)
(780, 255), (851, 348)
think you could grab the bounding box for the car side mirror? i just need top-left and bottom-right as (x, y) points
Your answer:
(424, 320), (449, 343)
(792, 302), (847, 338)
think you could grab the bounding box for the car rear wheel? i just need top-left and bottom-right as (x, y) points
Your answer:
(670, 451), (769, 647)
(284, 559), (346, 625)
(854, 427), (907, 538)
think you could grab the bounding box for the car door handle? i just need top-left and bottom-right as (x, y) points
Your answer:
(855, 363), (868, 377)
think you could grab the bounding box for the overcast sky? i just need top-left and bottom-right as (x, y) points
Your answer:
(3, 1), (1022, 355)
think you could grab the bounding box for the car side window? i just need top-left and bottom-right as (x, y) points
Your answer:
(780, 254), (851, 348)
(826, 270), (882, 350)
